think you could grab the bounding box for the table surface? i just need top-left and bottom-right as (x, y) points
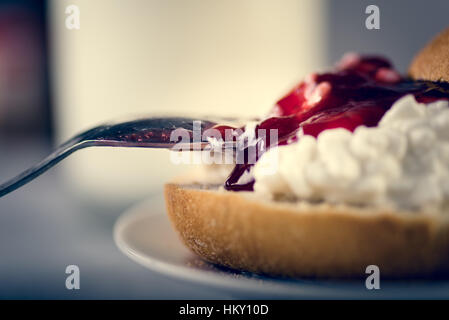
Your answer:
(0, 137), (231, 299)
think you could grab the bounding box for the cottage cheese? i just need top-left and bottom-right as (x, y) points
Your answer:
(253, 95), (449, 212)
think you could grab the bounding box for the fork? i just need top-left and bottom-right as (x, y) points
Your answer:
(0, 116), (242, 198)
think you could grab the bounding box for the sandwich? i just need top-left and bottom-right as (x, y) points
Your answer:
(165, 27), (449, 278)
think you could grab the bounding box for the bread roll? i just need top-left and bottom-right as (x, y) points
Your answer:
(165, 183), (449, 278)
(165, 27), (449, 278)
(409, 27), (449, 82)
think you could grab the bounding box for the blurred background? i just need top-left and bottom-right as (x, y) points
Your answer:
(0, 0), (448, 299)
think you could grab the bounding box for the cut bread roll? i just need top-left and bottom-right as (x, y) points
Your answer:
(165, 27), (449, 278)
(165, 183), (449, 278)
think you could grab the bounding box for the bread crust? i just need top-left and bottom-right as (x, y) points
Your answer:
(409, 27), (449, 82)
(165, 183), (449, 278)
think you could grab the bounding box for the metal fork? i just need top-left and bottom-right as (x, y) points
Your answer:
(0, 116), (242, 198)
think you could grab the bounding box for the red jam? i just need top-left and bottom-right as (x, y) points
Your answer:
(221, 54), (449, 191)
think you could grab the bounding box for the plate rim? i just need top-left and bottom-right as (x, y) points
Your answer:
(114, 197), (449, 299)
(113, 198), (358, 298)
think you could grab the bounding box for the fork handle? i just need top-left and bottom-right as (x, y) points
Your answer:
(0, 140), (95, 198)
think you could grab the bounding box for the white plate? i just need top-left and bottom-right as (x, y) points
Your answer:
(114, 194), (449, 299)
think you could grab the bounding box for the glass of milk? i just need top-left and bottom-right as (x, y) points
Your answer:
(49, 0), (327, 204)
